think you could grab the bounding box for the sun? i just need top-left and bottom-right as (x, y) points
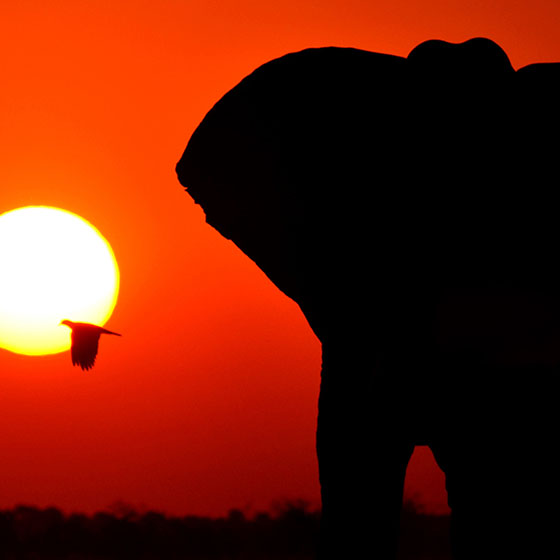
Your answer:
(0, 206), (119, 356)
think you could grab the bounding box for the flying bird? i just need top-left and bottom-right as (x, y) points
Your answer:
(61, 320), (121, 370)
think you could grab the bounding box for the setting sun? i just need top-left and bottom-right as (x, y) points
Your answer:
(0, 206), (119, 356)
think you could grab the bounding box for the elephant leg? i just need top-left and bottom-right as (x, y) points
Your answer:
(429, 364), (560, 559)
(316, 343), (415, 559)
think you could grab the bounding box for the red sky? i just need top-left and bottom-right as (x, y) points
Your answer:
(1, 0), (560, 517)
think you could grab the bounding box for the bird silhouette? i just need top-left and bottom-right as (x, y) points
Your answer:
(61, 320), (121, 370)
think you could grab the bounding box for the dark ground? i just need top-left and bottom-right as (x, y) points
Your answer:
(0, 500), (451, 559)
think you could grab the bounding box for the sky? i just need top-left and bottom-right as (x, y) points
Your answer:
(2, 0), (560, 518)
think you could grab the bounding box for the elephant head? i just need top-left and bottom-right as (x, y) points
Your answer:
(177, 38), (560, 352)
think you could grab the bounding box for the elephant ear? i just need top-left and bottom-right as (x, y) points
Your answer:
(176, 47), (411, 337)
(515, 61), (560, 182)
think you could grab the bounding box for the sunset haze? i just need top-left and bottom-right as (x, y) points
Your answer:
(2, 0), (560, 518)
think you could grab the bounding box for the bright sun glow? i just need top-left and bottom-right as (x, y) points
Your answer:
(0, 206), (119, 356)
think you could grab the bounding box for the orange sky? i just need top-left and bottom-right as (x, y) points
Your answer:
(2, 0), (560, 517)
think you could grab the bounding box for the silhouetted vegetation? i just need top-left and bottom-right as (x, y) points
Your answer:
(0, 500), (450, 559)
(397, 501), (451, 560)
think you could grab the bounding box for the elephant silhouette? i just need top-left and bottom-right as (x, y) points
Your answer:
(177, 38), (560, 559)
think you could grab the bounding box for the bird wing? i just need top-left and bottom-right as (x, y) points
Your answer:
(100, 327), (121, 336)
(71, 329), (101, 371)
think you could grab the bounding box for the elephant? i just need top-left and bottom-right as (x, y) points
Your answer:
(176, 38), (560, 558)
